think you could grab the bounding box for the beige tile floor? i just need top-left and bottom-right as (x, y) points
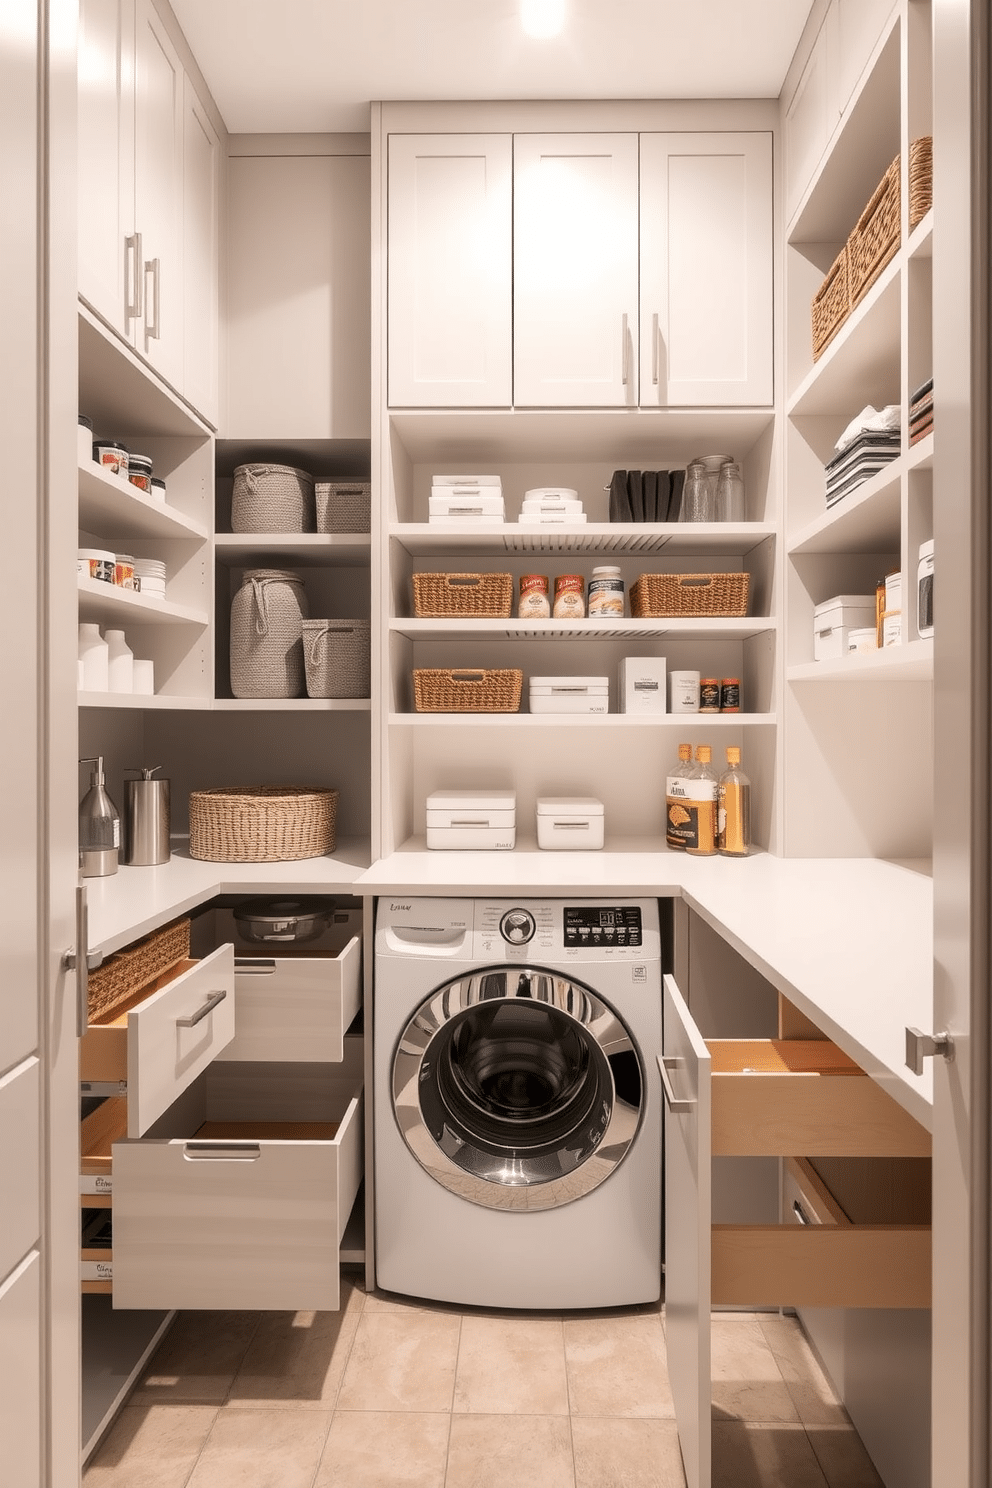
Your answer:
(84, 1280), (883, 1488)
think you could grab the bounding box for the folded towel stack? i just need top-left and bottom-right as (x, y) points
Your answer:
(824, 405), (901, 508)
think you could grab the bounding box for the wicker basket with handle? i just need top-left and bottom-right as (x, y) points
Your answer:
(413, 668), (523, 713)
(302, 619), (371, 698)
(848, 155), (901, 307)
(189, 786), (339, 862)
(87, 917), (191, 1022)
(630, 572), (750, 618)
(315, 481), (371, 534)
(231, 464), (316, 534)
(412, 572), (514, 618)
(811, 244), (850, 361)
(229, 569), (308, 698)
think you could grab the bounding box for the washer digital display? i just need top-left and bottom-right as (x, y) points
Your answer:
(563, 906), (642, 947)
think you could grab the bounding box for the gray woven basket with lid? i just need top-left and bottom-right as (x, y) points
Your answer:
(230, 568), (309, 698)
(232, 463), (316, 533)
(302, 619), (371, 698)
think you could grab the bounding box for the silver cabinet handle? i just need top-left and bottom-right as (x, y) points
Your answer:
(793, 1199), (811, 1226)
(63, 885), (104, 1037)
(657, 1054), (695, 1114)
(124, 232), (143, 320)
(183, 1142), (260, 1162)
(621, 312), (629, 385)
(176, 988), (227, 1028)
(905, 1026), (953, 1075)
(651, 311), (659, 384)
(144, 257), (161, 340)
(234, 958), (277, 975)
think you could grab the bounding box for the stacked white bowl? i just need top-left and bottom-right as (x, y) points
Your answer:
(134, 558), (166, 598)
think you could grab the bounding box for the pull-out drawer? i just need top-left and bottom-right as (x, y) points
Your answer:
(112, 1052), (363, 1312)
(217, 936), (362, 1062)
(81, 1208), (113, 1295)
(80, 1096), (126, 1205)
(80, 946), (235, 1137)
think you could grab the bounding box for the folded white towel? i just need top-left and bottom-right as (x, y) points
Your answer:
(834, 404), (901, 452)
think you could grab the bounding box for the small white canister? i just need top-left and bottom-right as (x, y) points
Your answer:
(918, 539), (934, 639)
(847, 627), (878, 656)
(588, 566), (625, 617)
(669, 670), (700, 713)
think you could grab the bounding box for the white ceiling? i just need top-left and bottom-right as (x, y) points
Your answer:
(169, 0), (815, 135)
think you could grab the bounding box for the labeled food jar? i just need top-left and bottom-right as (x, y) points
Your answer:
(93, 440), (128, 477)
(699, 678), (721, 713)
(847, 627), (878, 655)
(669, 669), (700, 713)
(77, 548), (116, 583)
(918, 539), (934, 639)
(114, 554), (136, 590)
(127, 453), (153, 493)
(150, 477), (167, 503)
(588, 565), (625, 617)
(720, 678), (741, 711)
(518, 574), (551, 619)
(553, 574), (585, 619)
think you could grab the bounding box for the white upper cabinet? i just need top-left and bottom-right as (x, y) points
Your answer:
(387, 133), (511, 409)
(133, 0), (183, 389)
(640, 133), (773, 407)
(513, 133), (639, 408)
(182, 73), (220, 427)
(77, 0), (135, 339)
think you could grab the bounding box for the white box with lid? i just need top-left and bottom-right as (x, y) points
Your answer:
(536, 797), (605, 851)
(618, 657), (667, 713)
(529, 676), (609, 713)
(425, 789), (516, 850)
(813, 595), (877, 661)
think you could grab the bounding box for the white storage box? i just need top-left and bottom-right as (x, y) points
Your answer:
(529, 676), (609, 714)
(813, 595), (877, 661)
(518, 512), (587, 525)
(429, 491), (506, 521)
(425, 789), (516, 850)
(536, 797), (605, 851)
(523, 487), (578, 504)
(619, 657), (667, 714)
(433, 474), (502, 487)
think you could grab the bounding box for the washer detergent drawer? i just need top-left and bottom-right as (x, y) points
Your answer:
(80, 946), (236, 1136)
(111, 1068), (363, 1311)
(217, 937), (362, 1063)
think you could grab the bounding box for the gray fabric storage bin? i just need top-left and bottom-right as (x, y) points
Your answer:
(230, 569), (308, 698)
(302, 619), (371, 698)
(232, 464), (316, 533)
(315, 481), (371, 534)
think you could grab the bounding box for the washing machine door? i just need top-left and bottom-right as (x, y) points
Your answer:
(392, 966), (643, 1211)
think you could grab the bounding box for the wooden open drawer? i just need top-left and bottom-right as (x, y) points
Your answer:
(81, 1207), (113, 1295)
(661, 973), (932, 1488)
(216, 936), (362, 1063)
(111, 1043), (363, 1312)
(80, 946), (235, 1137)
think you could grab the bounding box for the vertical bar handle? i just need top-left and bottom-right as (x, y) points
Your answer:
(621, 312), (630, 386)
(124, 232), (143, 320)
(145, 257), (161, 340)
(64, 886), (103, 1038)
(651, 312), (660, 385)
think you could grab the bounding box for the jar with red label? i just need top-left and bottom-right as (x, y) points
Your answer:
(518, 574), (550, 618)
(93, 440), (129, 477)
(699, 677), (721, 713)
(127, 452), (153, 493)
(553, 574), (585, 619)
(720, 678), (741, 712)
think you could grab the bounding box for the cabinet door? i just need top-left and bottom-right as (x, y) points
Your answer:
(387, 133), (511, 408)
(133, 0), (183, 389)
(784, 19), (833, 223)
(662, 974), (712, 1488)
(227, 153), (372, 436)
(640, 133), (773, 408)
(514, 133), (638, 407)
(77, 0), (135, 338)
(182, 74), (220, 427)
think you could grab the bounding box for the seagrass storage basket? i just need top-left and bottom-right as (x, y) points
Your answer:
(811, 244), (850, 361)
(302, 619), (371, 698)
(189, 786), (339, 862)
(231, 464), (316, 534)
(315, 481), (371, 534)
(87, 917), (191, 1021)
(630, 572), (750, 618)
(909, 135), (933, 230)
(413, 668), (523, 713)
(412, 572), (514, 618)
(848, 154), (901, 306)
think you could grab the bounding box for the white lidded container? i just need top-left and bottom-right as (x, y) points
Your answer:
(847, 627), (878, 655)
(813, 594), (877, 661)
(425, 789), (516, 850)
(429, 490), (505, 517)
(918, 539), (934, 638)
(536, 797), (605, 851)
(529, 676), (609, 714)
(619, 656), (667, 713)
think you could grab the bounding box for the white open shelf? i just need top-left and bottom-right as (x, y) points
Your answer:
(788, 639), (933, 684)
(212, 697), (371, 712)
(77, 575), (208, 627)
(78, 461), (208, 541)
(78, 692), (212, 710)
(391, 616), (776, 642)
(214, 533), (371, 567)
(788, 257), (902, 417)
(391, 522), (776, 559)
(390, 711), (777, 727)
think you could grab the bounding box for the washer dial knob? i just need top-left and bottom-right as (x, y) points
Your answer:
(499, 908), (535, 945)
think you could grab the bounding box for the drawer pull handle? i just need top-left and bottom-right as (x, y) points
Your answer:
(905, 1025), (953, 1075)
(176, 989), (227, 1028)
(658, 1055), (695, 1114)
(183, 1142), (260, 1162)
(793, 1199), (812, 1227)
(235, 959), (277, 974)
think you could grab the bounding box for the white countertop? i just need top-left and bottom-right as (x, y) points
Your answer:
(84, 840), (934, 1130)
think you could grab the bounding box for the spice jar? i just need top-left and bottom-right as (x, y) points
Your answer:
(553, 574), (585, 619)
(699, 678), (721, 713)
(114, 554), (136, 590)
(93, 440), (129, 477)
(588, 565), (625, 617)
(127, 453), (153, 493)
(720, 678), (741, 712)
(518, 574), (551, 619)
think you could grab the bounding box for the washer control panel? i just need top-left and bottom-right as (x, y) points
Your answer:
(499, 908), (536, 945)
(563, 906), (642, 948)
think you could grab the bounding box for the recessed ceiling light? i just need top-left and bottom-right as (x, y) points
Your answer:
(520, 0), (566, 40)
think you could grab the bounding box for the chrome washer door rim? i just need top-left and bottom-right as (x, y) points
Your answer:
(392, 966), (642, 1211)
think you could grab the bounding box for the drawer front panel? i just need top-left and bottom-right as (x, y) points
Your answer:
(0, 1058), (40, 1281)
(712, 1223), (931, 1309)
(218, 937), (361, 1063)
(112, 1087), (362, 1310)
(0, 1252), (41, 1488)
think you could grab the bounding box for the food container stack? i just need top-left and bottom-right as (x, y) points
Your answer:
(813, 594), (877, 660)
(426, 789), (516, 850)
(429, 475), (504, 524)
(518, 487), (586, 525)
(529, 676), (609, 714)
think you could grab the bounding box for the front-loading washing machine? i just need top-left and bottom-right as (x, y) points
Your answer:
(373, 896), (662, 1309)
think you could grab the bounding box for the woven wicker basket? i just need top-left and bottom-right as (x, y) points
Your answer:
(811, 244), (850, 361)
(909, 135), (933, 230)
(302, 619), (371, 698)
(87, 917), (191, 1022)
(630, 572), (750, 618)
(412, 572), (513, 618)
(413, 668), (523, 713)
(230, 569), (308, 699)
(848, 155), (901, 307)
(189, 786), (339, 862)
(315, 481), (371, 534)
(231, 464), (316, 534)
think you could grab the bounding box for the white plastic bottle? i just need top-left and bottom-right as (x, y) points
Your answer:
(78, 623), (109, 693)
(105, 628), (133, 693)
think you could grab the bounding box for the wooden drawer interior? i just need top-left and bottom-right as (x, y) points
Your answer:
(81, 1206), (113, 1295)
(80, 1096), (126, 1206)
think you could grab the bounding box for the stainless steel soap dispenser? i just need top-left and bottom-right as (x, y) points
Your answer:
(78, 756), (120, 877)
(123, 765), (171, 866)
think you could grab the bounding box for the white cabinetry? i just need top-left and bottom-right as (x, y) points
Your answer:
(640, 133), (773, 407)
(132, 0), (183, 389)
(513, 133), (639, 407)
(77, 0), (135, 340)
(181, 75), (220, 427)
(387, 134), (511, 410)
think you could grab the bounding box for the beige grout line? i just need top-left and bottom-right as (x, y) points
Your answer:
(441, 1314), (463, 1488)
